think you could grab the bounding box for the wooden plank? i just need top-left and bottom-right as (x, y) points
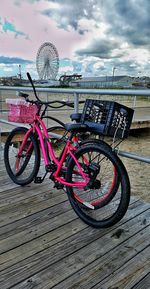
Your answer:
(52, 226), (150, 289)
(0, 203), (75, 255)
(0, 169), (48, 190)
(0, 176), (60, 205)
(94, 246), (150, 289)
(132, 272), (150, 289)
(0, 198), (149, 268)
(0, 214), (84, 271)
(0, 199), (72, 244)
(0, 143), (150, 289)
(0, 165), (48, 192)
(0, 177), (19, 191)
(2, 213), (150, 289)
(0, 199), (146, 252)
(0, 188), (69, 227)
(0, 183), (53, 207)
(0, 178), (51, 201)
(0, 205), (149, 289)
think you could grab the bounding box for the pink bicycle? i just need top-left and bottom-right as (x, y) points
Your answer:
(4, 73), (133, 228)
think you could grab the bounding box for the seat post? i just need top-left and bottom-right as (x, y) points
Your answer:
(68, 131), (75, 141)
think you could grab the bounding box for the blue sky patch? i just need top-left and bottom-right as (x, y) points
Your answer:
(60, 58), (72, 67)
(2, 19), (27, 38)
(0, 56), (33, 64)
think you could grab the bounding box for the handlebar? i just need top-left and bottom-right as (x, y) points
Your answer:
(17, 90), (84, 109)
(17, 72), (85, 109)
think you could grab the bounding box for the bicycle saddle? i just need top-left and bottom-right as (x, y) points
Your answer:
(70, 113), (90, 122)
(70, 113), (82, 122)
(64, 123), (87, 132)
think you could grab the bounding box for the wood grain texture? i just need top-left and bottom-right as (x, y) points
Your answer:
(0, 157), (149, 289)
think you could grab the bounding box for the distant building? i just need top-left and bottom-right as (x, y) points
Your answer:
(70, 75), (137, 88)
(0, 74), (150, 88)
(0, 76), (19, 86)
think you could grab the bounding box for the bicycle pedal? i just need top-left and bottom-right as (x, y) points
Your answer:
(34, 177), (43, 184)
(54, 182), (64, 189)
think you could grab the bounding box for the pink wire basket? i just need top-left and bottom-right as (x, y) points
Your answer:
(6, 99), (37, 124)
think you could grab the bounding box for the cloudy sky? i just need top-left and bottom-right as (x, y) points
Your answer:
(0, 0), (150, 79)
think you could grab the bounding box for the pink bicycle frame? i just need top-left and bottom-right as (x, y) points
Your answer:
(17, 115), (89, 188)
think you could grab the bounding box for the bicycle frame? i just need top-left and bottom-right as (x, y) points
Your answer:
(17, 115), (89, 188)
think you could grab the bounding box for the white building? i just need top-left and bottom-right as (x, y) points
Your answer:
(70, 76), (134, 88)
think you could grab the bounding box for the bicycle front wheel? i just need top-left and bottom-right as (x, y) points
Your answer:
(4, 127), (40, 186)
(66, 143), (130, 228)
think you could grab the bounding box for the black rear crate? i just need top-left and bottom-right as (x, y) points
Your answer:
(81, 99), (134, 139)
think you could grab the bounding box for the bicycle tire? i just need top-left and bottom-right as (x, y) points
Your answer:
(66, 143), (130, 228)
(4, 127), (40, 186)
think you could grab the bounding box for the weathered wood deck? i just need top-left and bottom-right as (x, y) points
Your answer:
(0, 155), (150, 289)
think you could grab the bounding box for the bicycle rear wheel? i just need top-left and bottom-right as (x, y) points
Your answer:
(4, 127), (40, 185)
(66, 143), (130, 228)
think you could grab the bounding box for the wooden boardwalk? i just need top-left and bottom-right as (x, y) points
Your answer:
(0, 156), (150, 289)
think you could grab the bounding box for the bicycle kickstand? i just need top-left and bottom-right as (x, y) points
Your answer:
(34, 171), (48, 184)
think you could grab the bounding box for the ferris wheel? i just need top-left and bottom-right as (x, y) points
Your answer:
(36, 42), (59, 80)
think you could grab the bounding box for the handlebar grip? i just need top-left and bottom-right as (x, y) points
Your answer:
(27, 72), (41, 102)
(27, 72), (32, 84)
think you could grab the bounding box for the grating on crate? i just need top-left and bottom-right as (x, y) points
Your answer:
(81, 99), (134, 139)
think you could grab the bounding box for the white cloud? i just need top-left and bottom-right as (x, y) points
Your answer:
(58, 65), (74, 76)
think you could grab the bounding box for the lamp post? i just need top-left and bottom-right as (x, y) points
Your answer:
(112, 66), (116, 87)
(18, 65), (22, 80)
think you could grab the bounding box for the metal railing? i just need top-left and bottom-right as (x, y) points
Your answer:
(0, 86), (150, 111)
(116, 149), (150, 164)
(0, 86), (150, 164)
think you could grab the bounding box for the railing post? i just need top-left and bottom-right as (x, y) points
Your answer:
(74, 92), (79, 113)
(0, 123), (3, 160)
(0, 91), (2, 112)
(133, 95), (137, 108)
(0, 92), (3, 159)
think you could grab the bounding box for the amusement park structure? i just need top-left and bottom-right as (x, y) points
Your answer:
(36, 42), (59, 80)
(59, 74), (82, 86)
